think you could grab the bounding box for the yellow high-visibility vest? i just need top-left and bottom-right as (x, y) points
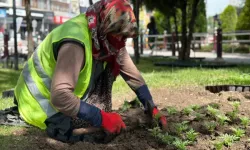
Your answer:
(14, 14), (93, 129)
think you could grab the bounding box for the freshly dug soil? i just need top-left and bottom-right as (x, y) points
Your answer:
(2, 86), (250, 150)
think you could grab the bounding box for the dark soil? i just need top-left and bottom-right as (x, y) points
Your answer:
(2, 86), (250, 150)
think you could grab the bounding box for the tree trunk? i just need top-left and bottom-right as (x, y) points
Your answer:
(13, 0), (18, 70)
(89, 0), (93, 5)
(179, 0), (187, 60)
(186, 0), (200, 59)
(173, 9), (179, 52)
(133, 0), (140, 64)
(25, 0), (33, 59)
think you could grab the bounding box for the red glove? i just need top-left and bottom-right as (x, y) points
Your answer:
(101, 110), (126, 134)
(152, 107), (167, 130)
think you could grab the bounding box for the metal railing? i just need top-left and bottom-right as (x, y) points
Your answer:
(141, 31), (250, 51)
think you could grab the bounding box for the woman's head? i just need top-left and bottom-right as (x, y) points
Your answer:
(86, 0), (137, 76)
(87, 0), (137, 53)
(100, 0), (137, 37)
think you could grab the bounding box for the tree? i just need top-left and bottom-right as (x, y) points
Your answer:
(183, 0), (200, 60)
(194, 0), (207, 33)
(24, 0), (33, 59)
(220, 5), (238, 33)
(154, 10), (170, 34)
(131, 0), (142, 64)
(236, 0), (250, 39)
(144, 0), (202, 60)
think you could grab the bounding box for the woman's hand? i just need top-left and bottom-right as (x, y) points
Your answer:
(152, 107), (167, 131)
(100, 110), (126, 134)
(146, 101), (167, 131)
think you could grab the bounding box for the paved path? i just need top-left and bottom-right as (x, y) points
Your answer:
(126, 46), (250, 64)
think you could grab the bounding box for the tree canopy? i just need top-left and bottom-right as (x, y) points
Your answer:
(220, 5), (238, 32)
(236, 0), (250, 32)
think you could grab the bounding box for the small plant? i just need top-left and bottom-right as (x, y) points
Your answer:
(231, 127), (245, 138)
(182, 107), (194, 115)
(194, 112), (205, 121)
(185, 129), (199, 142)
(158, 133), (176, 145)
(166, 106), (178, 115)
(121, 100), (132, 112)
(173, 138), (191, 150)
(219, 134), (239, 147)
(148, 127), (162, 137)
(216, 114), (230, 125)
(213, 141), (224, 150)
(175, 121), (189, 136)
(190, 105), (200, 111)
(207, 105), (220, 117)
(227, 111), (238, 120)
(204, 121), (217, 132)
(230, 101), (241, 112)
(209, 103), (220, 109)
(240, 116), (250, 128)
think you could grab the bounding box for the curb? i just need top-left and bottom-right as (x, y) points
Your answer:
(205, 85), (250, 93)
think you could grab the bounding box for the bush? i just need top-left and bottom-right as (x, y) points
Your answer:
(200, 44), (214, 52)
(223, 44), (250, 53)
(234, 45), (250, 53)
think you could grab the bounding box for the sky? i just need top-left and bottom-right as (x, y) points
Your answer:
(206, 0), (230, 17)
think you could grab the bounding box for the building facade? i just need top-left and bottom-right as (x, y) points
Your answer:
(0, 0), (81, 41)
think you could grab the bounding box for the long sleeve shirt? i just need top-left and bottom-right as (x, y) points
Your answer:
(51, 42), (146, 117)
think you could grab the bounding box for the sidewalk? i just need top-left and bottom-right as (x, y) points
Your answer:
(126, 46), (250, 64)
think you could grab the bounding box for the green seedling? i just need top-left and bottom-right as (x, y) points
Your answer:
(231, 127), (245, 138)
(175, 121), (189, 136)
(207, 105), (220, 117)
(230, 101), (240, 112)
(240, 116), (250, 128)
(227, 111), (238, 120)
(121, 100), (132, 112)
(129, 97), (142, 108)
(219, 134), (239, 147)
(186, 129), (199, 142)
(182, 107), (194, 115)
(158, 133), (176, 145)
(213, 141), (224, 150)
(166, 106), (178, 115)
(194, 112), (205, 121)
(190, 105), (200, 111)
(148, 127), (162, 137)
(216, 114), (230, 125)
(204, 121), (217, 132)
(173, 138), (191, 150)
(209, 103), (220, 109)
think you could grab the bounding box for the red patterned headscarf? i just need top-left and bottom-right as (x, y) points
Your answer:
(86, 0), (137, 76)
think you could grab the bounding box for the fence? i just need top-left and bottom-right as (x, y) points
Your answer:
(141, 30), (250, 53)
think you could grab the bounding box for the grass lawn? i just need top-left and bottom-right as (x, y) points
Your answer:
(1, 57), (250, 149)
(113, 57), (250, 95)
(1, 57), (250, 110)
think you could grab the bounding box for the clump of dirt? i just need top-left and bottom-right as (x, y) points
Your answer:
(3, 86), (250, 150)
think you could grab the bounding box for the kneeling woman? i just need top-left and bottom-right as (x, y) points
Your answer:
(14, 0), (167, 142)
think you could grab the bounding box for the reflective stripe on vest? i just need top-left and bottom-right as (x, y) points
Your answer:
(33, 49), (51, 90)
(22, 59), (57, 118)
